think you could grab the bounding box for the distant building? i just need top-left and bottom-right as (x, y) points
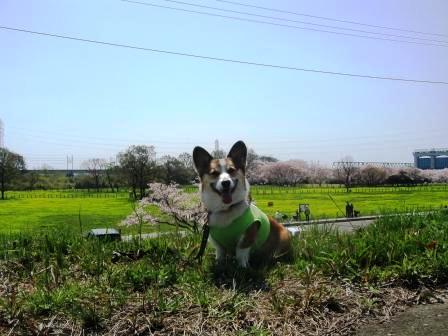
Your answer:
(413, 148), (448, 170)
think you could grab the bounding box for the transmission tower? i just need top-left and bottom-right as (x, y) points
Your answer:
(66, 155), (74, 177)
(215, 139), (220, 152)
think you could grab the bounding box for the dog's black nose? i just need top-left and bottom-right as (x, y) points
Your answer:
(221, 180), (231, 189)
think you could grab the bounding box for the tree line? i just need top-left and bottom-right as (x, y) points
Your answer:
(1, 147), (447, 200)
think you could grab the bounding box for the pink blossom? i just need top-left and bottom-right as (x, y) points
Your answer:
(121, 182), (207, 232)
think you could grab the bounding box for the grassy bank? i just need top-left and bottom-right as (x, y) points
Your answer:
(1, 210), (447, 335)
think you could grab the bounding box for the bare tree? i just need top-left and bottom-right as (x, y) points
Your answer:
(81, 158), (106, 192)
(334, 156), (358, 192)
(100, 160), (119, 192)
(178, 152), (194, 170)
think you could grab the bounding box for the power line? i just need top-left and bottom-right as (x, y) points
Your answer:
(10, 126), (204, 145)
(121, 0), (448, 48)
(11, 125), (446, 147)
(241, 128), (447, 145)
(16, 129), (444, 153)
(213, 0), (448, 38)
(1, 25), (446, 85)
(136, 0), (448, 44)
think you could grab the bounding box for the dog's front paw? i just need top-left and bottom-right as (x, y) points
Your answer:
(238, 258), (249, 268)
(236, 247), (250, 268)
(215, 247), (227, 264)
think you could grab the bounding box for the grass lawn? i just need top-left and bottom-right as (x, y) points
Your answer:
(0, 192), (176, 235)
(252, 188), (448, 219)
(0, 196), (134, 234)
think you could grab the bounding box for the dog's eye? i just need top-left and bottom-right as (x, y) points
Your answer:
(210, 170), (220, 177)
(227, 167), (236, 174)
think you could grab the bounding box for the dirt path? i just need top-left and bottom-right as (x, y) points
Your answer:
(356, 302), (448, 336)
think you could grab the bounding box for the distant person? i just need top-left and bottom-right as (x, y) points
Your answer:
(304, 205), (311, 222)
(345, 202), (350, 218)
(349, 202), (354, 218)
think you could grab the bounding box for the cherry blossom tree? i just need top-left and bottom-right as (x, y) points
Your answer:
(121, 183), (207, 235)
(255, 160), (309, 186)
(421, 169), (448, 183)
(308, 163), (332, 186)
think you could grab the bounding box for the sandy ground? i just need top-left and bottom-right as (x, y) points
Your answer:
(356, 302), (448, 336)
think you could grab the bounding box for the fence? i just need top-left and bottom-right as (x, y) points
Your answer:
(5, 184), (448, 199)
(183, 184), (448, 194)
(4, 191), (129, 200)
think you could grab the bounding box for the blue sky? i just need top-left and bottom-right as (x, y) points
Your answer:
(1, 0), (447, 168)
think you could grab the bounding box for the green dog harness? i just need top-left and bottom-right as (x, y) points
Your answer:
(210, 205), (270, 252)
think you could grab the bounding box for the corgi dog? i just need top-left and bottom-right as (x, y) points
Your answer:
(193, 140), (292, 268)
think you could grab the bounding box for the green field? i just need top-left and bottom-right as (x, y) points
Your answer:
(0, 195), (133, 234)
(1, 186), (448, 233)
(0, 190), (179, 234)
(252, 186), (448, 219)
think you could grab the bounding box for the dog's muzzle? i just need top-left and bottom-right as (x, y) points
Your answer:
(211, 179), (238, 204)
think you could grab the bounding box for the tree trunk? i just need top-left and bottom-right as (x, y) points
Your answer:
(1, 177), (4, 200)
(105, 171), (115, 193)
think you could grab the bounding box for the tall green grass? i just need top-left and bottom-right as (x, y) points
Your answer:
(1, 210), (448, 333)
(294, 210), (448, 285)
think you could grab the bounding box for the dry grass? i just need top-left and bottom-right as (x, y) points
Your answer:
(0, 263), (429, 336)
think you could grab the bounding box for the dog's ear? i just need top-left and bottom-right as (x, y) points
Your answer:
(227, 140), (247, 172)
(193, 146), (213, 177)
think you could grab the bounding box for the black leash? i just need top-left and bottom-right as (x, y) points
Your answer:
(194, 214), (210, 263)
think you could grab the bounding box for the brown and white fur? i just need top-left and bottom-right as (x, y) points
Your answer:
(193, 140), (292, 268)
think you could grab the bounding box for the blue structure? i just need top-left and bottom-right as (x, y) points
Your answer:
(417, 157), (431, 169)
(435, 156), (448, 169)
(413, 149), (448, 170)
